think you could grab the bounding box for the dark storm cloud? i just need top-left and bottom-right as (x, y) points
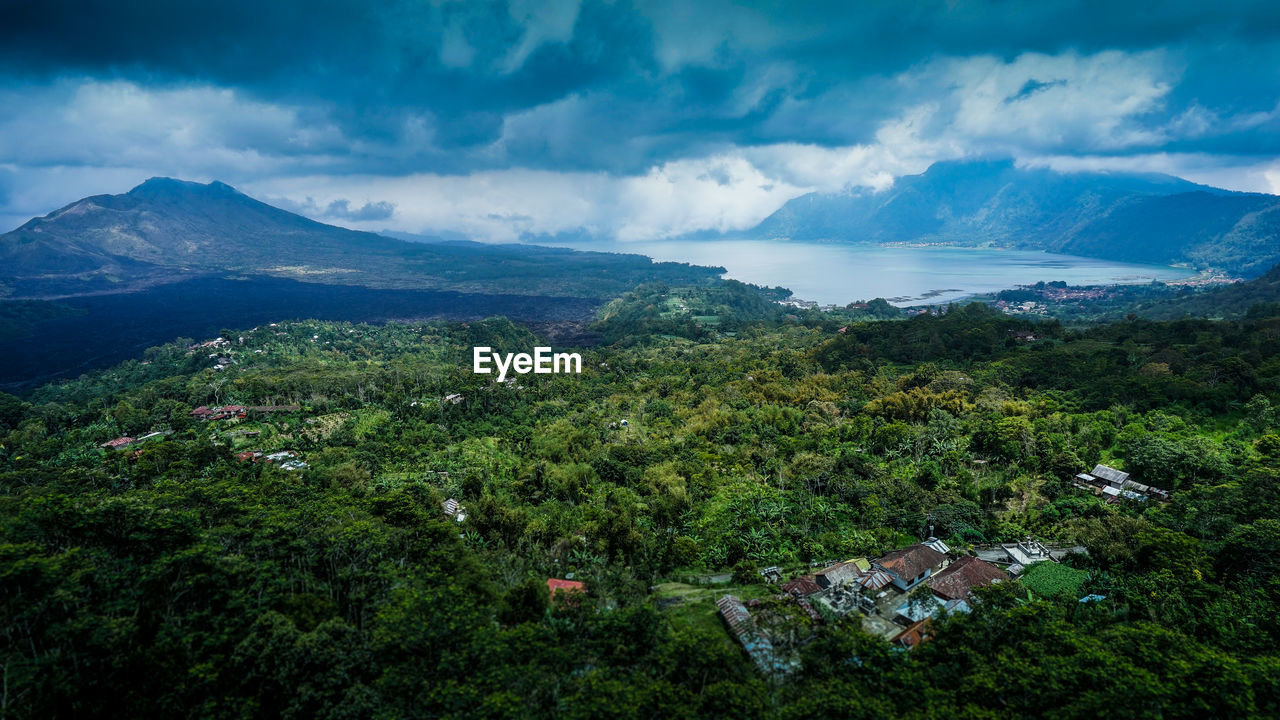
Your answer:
(0, 0), (661, 168)
(3, 0), (1278, 173)
(2, 1), (1279, 239)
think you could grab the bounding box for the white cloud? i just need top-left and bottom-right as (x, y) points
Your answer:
(1023, 153), (1280, 194)
(613, 155), (805, 240)
(248, 170), (609, 242)
(246, 153), (806, 243)
(901, 49), (1175, 154)
(1, 48), (1275, 243)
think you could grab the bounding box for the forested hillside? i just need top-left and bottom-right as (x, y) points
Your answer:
(2, 285), (1279, 717)
(1095, 263), (1280, 321)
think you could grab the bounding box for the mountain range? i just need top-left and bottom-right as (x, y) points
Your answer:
(748, 160), (1280, 276)
(9, 162), (1280, 304)
(0, 178), (719, 300)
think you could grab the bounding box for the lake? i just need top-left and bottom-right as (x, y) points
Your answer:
(594, 241), (1196, 306)
(1, 244), (1196, 389)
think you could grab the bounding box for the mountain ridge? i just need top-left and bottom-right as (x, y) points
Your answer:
(0, 178), (721, 299)
(747, 159), (1280, 276)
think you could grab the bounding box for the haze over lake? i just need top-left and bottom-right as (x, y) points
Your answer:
(596, 241), (1197, 306)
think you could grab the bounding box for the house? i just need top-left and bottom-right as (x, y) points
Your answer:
(234, 451), (260, 462)
(547, 578), (585, 599)
(890, 619), (932, 650)
(443, 393), (465, 405)
(1101, 485), (1146, 503)
(922, 537), (951, 557)
(875, 543), (948, 591)
(716, 595), (790, 677)
(1089, 464), (1129, 486)
(781, 577), (822, 598)
(188, 338), (230, 351)
(263, 451), (297, 463)
(190, 405), (249, 421)
(927, 555), (1010, 601)
(442, 498), (467, 522)
(894, 594), (970, 625)
(759, 566), (783, 583)
(814, 562), (864, 589)
(855, 568), (895, 592)
(1077, 463), (1169, 502)
(1000, 538), (1055, 566)
(717, 594), (753, 637)
(845, 557), (873, 572)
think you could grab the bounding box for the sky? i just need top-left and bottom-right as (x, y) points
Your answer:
(2, 0), (1280, 241)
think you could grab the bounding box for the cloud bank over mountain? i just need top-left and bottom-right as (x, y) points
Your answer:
(2, 0), (1279, 240)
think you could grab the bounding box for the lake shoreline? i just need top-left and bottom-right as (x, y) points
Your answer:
(555, 240), (1198, 306)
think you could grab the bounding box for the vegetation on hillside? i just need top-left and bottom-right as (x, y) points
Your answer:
(2, 283), (1279, 717)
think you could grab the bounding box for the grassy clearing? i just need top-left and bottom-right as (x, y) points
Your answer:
(653, 581), (776, 637)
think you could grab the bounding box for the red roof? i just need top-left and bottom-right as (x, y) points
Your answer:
(546, 578), (585, 597)
(193, 405), (248, 419)
(100, 437), (135, 449)
(876, 544), (947, 580)
(891, 619), (932, 649)
(927, 556), (1010, 601)
(780, 577), (822, 596)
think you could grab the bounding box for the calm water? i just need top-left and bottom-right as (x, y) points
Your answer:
(609, 241), (1195, 306)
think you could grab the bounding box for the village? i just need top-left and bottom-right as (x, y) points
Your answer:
(97, 324), (467, 472)
(646, 465), (1162, 679)
(708, 533), (1087, 677)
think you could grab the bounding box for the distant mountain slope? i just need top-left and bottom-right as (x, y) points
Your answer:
(0, 178), (721, 299)
(750, 160), (1280, 276)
